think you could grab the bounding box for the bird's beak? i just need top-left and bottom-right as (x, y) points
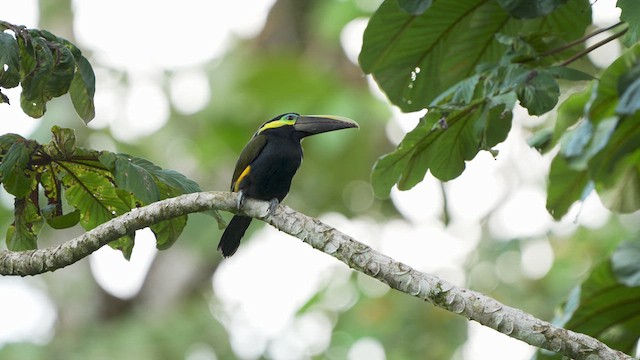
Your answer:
(294, 115), (359, 137)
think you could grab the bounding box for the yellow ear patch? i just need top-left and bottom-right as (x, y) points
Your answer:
(257, 117), (296, 134)
(234, 165), (251, 192)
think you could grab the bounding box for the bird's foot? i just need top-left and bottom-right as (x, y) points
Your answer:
(236, 190), (245, 210)
(266, 198), (279, 217)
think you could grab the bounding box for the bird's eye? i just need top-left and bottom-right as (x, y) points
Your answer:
(287, 115), (294, 120)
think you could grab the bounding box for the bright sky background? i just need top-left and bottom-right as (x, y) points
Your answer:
(0, 0), (626, 359)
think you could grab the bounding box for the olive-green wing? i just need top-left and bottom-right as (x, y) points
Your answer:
(230, 134), (268, 191)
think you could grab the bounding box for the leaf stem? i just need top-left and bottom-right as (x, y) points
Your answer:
(560, 27), (629, 66)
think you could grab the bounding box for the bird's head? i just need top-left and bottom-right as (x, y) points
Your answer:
(256, 113), (358, 138)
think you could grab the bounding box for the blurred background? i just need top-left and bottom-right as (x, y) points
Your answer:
(0, 0), (637, 359)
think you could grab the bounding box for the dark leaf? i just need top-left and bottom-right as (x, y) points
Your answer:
(43, 208), (81, 230)
(495, 0), (568, 19)
(396, 0), (432, 15)
(44, 43), (75, 98)
(360, 0), (590, 111)
(112, 155), (162, 204)
(0, 32), (21, 88)
(552, 86), (591, 146)
(19, 37), (53, 118)
(546, 66), (594, 81)
(546, 155), (590, 220)
(151, 215), (188, 250)
(69, 55), (95, 123)
(588, 44), (640, 123)
(515, 70), (559, 115)
(618, 0), (640, 47)
(6, 197), (43, 251)
(0, 140), (37, 198)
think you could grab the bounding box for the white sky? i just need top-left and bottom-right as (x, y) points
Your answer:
(0, 0), (630, 359)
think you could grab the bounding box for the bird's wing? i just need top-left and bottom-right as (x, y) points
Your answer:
(230, 134), (268, 192)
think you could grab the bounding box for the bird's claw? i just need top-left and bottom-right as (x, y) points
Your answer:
(266, 198), (279, 217)
(236, 190), (245, 210)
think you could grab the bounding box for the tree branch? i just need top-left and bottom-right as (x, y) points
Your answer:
(0, 192), (633, 359)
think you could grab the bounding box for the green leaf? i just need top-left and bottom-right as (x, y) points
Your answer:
(545, 66), (594, 81)
(44, 125), (77, 159)
(612, 240), (640, 287)
(360, 0), (591, 111)
(151, 215), (188, 250)
(109, 234), (135, 260)
(545, 155), (590, 220)
(19, 37), (53, 118)
(59, 163), (132, 231)
(515, 70), (559, 116)
(6, 197), (43, 251)
(43, 208), (81, 230)
(69, 55), (95, 123)
(476, 101), (513, 149)
(371, 103), (486, 197)
(112, 155), (162, 204)
(0, 133), (25, 153)
(0, 32), (21, 89)
(552, 86), (591, 146)
(618, 0), (640, 47)
(396, 0), (432, 15)
(495, 0), (567, 19)
(589, 117), (640, 213)
(536, 259), (640, 359)
(588, 44), (640, 123)
(0, 140), (37, 198)
(44, 43), (76, 98)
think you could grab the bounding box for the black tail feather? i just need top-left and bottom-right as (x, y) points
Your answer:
(218, 216), (252, 257)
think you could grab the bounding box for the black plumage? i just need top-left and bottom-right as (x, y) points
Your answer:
(218, 113), (357, 257)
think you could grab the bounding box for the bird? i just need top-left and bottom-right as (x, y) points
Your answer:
(218, 112), (358, 257)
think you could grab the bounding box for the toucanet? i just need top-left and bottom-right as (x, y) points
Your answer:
(218, 113), (358, 257)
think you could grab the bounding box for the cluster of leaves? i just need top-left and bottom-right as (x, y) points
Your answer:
(361, 0), (640, 357)
(546, 44), (640, 218)
(0, 126), (222, 259)
(0, 20), (95, 121)
(362, 0), (640, 216)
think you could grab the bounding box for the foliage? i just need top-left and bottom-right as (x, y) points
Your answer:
(0, 126), (222, 258)
(360, 0), (640, 357)
(0, 21), (95, 121)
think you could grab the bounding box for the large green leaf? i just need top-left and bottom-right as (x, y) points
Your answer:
(6, 197), (43, 251)
(618, 0), (640, 47)
(0, 140), (38, 198)
(372, 102), (486, 197)
(0, 32), (20, 89)
(495, 0), (568, 19)
(546, 155), (590, 220)
(19, 37), (53, 118)
(44, 43), (76, 99)
(58, 163), (132, 231)
(535, 254), (640, 359)
(515, 70), (559, 115)
(112, 155), (162, 204)
(360, 0), (591, 111)
(69, 55), (95, 123)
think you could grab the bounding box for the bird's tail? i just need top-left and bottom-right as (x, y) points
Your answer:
(218, 215), (252, 257)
